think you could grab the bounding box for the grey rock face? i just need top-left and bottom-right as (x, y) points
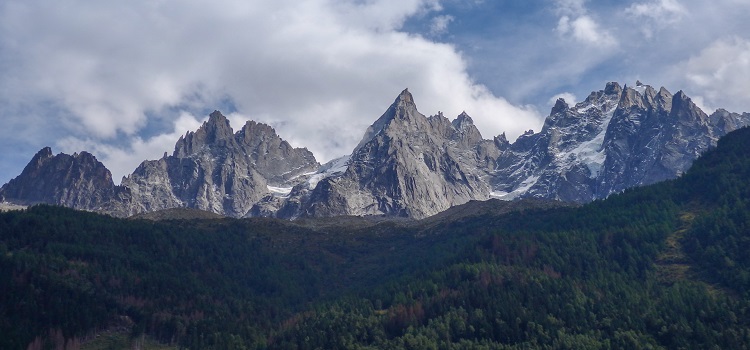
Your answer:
(710, 109), (750, 136)
(492, 82), (623, 202)
(2, 111), (318, 218)
(0, 147), (118, 210)
(493, 82), (747, 203)
(3, 82), (748, 219)
(109, 111), (319, 217)
(277, 89), (494, 219)
(597, 88), (712, 196)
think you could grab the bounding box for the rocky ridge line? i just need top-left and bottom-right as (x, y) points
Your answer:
(1, 82), (748, 219)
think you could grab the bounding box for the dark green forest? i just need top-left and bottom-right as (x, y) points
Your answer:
(1, 127), (750, 349)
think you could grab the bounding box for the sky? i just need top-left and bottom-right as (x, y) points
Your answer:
(0, 0), (748, 185)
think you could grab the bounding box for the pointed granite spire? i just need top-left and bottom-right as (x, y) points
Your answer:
(354, 88), (424, 151)
(174, 110), (237, 157)
(395, 88), (414, 105)
(452, 111), (474, 126)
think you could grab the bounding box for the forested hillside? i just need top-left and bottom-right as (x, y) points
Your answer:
(0, 203), (474, 348)
(268, 127), (750, 349)
(1, 127), (750, 349)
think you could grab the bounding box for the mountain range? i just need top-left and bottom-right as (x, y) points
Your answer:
(3, 124), (750, 349)
(1, 81), (748, 219)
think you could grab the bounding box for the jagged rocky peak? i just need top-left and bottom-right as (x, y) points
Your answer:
(237, 120), (309, 157)
(577, 81), (621, 105)
(281, 88), (494, 220)
(238, 120), (275, 143)
(671, 90), (709, 124)
(203, 110), (235, 139)
(543, 86), (617, 138)
(656, 87), (673, 109)
(236, 119), (319, 183)
(0, 147), (116, 209)
(16, 147), (55, 175)
(450, 112), (484, 147)
(451, 111), (474, 128)
(543, 98), (587, 135)
(509, 129), (537, 151)
(354, 88), (425, 151)
(113, 109), (322, 218)
(710, 108), (750, 135)
(571, 81), (674, 119)
(34, 146), (54, 161)
(4, 82), (748, 220)
(609, 83), (672, 114)
(494, 133), (511, 149)
(167, 111), (318, 183)
(551, 98), (569, 114)
(491, 80), (739, 204)
(604, 81), (623, 96)
(380, 88), (420, 126)
(427, 111), (452, 139)
(617, 82), (671, 115)
(619, 84), (646, 109)
(174, 110), (236, 158)
(395, 87), (414, 105)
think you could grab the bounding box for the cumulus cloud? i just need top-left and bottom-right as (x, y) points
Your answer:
(554, 0), (587, 16)
(548, 93), (578, 107)
(553, 0), (617, 47)
(625, 0), (686, 38)
(626, 0), (686, 22)
(57, 113), (205, 182)
(430, 15), (455, 36)
(441, 0), (750, 126)
(669, 37), (750, 113)
(0, 0), (542, 183)
(556, 15), (617, 47)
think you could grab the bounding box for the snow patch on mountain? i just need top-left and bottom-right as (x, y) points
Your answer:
(267, 185), (293, 197)
(491, 175), (540, 200)
(307, 154), (351, 190)
(556, 105), (617, 178)
(4, 82), (748, 219)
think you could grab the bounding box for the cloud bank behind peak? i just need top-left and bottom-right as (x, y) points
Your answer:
(0, 0), (542, 183)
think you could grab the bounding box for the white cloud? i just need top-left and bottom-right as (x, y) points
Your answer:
(554, 0), (587, 16)
(330, 0), (443, 32)
(0, 0), (542, 182)
(556, 15), (617, 47)
(625, 0), (686, 38)
(669, 36), (750, 113)
(430, 15), (455, 36)
(552, 0), (617, 48)
(626, 0), (686, 23)
(688, 96), (714, 115)
(548, 92), (578, 107)
(437, 0), (750, 126)
(57, 113), (205, 183)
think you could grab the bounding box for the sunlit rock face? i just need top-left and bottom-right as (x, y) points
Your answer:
(110, 111), (319, 217)
(491, 82), (740, 203)
(0, 147), (118, 210)
(3, 83), (748, 219)
(277, 89), (495, 220)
